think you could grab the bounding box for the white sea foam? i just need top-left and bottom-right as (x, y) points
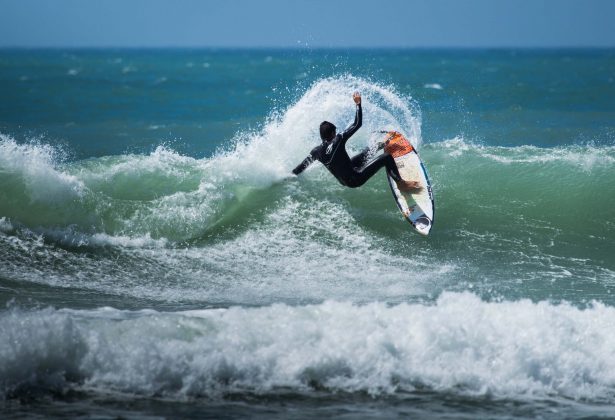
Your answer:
(436, 137), (615, 168)
(0, 134), (85, 203)
(479, 146), (615, 168)
(153, 195), (452, 303)
(438, 136), (469, 157)
(0, 189), (451, 305)
(76, 146), (197, 188)
(0, 217), (13, 233)
(2, 293), (615, 401)
(30, 226), (169, 249)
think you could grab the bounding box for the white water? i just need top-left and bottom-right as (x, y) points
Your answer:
(2, 292), (615, 401)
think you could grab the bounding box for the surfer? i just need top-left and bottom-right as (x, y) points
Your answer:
(292, 92), (420, 191)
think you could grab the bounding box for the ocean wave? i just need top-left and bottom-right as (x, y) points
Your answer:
(7, 78), (613, 247)
(435, 137), (615, 168)
(1, 77), (613, 308)
(0, 76), (421, 242)
(428, 137), (615, 233)
(0, 134), (84, 204)
(2, 292), (615, 401)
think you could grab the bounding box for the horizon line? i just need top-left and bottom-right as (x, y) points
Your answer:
(1, 45), (614, 50)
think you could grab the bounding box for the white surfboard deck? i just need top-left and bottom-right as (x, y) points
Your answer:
(385, 140), (434, 236)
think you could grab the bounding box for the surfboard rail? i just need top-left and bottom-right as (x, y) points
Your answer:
(383, 131), (435, 235)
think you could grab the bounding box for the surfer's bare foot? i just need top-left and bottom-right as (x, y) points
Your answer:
(397, 180), (422, 193)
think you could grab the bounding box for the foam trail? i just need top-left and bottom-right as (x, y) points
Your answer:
(0, 195), (449, 305)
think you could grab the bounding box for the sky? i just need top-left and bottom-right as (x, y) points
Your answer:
(0, 0), (614, 48)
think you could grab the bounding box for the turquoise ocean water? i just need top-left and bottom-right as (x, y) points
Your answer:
(1, 49), (615, 418)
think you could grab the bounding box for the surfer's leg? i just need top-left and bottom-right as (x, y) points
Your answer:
(348, 153), (401, 187)
(350, 147), (372, 169)
(353, 154), (422, 192)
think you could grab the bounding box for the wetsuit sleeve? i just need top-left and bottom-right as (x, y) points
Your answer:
(340, 103), (362, 142)
(292, 148), (318, 175)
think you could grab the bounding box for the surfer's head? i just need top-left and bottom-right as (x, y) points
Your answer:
(320, 121), (336, 141)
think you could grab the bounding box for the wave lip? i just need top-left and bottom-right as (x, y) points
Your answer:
(0, 134), (84, 204)
(2, 293), (615, 402)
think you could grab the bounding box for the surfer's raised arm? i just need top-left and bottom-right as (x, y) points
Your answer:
(340, 92), (362, 142)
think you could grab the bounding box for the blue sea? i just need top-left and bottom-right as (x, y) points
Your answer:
(1, 48), (615, 419)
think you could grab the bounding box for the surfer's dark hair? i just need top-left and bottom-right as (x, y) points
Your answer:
(320, 121), (336, 141)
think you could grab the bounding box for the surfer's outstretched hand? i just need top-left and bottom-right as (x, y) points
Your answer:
(353, 91), (361, 105)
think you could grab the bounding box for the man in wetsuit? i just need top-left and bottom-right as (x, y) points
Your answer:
(292, 92), (419, 191)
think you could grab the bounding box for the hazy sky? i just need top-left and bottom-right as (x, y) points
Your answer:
(1, 0), (614, 48)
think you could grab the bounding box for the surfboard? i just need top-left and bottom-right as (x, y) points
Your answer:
(383, 131), (435, 235)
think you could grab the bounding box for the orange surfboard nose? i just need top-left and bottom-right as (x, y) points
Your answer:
(383, 131), (414, 158)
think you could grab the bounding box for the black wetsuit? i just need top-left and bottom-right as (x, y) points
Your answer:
(292, 103), (401, 188)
